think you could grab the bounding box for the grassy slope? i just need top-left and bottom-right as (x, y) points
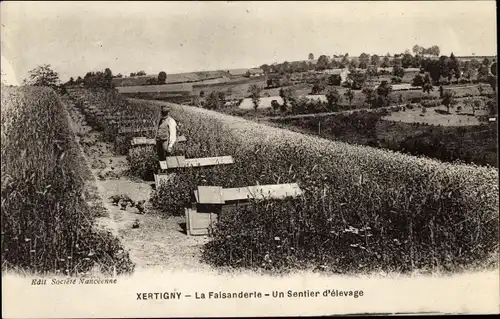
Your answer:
(1, 86), (134, 275)
(144, 99), (498, 274)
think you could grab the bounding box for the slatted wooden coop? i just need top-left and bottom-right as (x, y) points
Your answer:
(130, 135), (187, 146)
(185, 183), (303, 236)
(153, 155), (234, 189)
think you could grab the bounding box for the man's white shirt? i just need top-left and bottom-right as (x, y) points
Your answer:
(158, 116), (177, 148)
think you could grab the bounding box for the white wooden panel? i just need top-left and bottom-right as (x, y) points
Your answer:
(247, 183), (303, 200)
(185, 156), (234, 167)
(222, 187), (252, 202)
(131, 137), (156, 146)
(196, 186), (224, 204)
(186, 208), (217, 236)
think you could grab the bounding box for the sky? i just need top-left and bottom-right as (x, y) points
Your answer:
(1, 1), (497, 85)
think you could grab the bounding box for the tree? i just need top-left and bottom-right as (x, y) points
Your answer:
(67, 77), (75, 85)
(248, 84), (262, 111)
(366, 65), (378, 79)
(358, 53), (370, 69)
(104, 68), (113, 88)
(442, 91), (456, 113)
(392, 64), (405, 78)
(260, 64), (271, 75)
(362, 86), (377, 107)
(349, 71), (367, 89)
(381, 54), (391, 68)
(422, 59), (442, 84)
(271, 100), (280, 113)
(158, 71), (167, 84)
(309, 53), (315, 60)
(401, 52), (413, 68)
(477, 65), (490, 82)
(279, 87), (297, 107)
(412, 73), (425, 87)
(316, 55), (329, 71)
(23, 64), (60, 88)
(137, 70), (146, 76)
(348, 58), (359, 71)
(311, 83), (325, 95)
(340, 55), (349, 68)
(205, 91), (226, 110)
(449, 53), (460, 83)
(412, 45), (424, 56)
(371, 54), (380, 67)
(325, 88), (342, 110)
(461, 61), (477, 83)
(429, 45), (440, 57)
(343, 88), (354, 108)
(422, 74), (434, 95)
(377, 80), (392, 106)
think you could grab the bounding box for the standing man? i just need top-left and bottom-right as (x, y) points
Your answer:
(157, 107), (177, 160)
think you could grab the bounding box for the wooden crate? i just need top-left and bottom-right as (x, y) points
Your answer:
(185, 183), (303, 236)
(131, 135), (187, 146)
(185, 208), (217, 236)
(159, 155), (233, 170)
(153, 173), (175, 189)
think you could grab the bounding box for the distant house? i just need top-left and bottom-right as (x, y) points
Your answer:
(228, 68), (264, 78)
(320, 68), (350, 83)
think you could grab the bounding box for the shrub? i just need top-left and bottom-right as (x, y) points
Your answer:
(1, 86), (134, 275)
(127, 146), (159, 180)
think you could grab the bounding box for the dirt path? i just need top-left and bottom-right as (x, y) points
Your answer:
(63, 97), (212, 272)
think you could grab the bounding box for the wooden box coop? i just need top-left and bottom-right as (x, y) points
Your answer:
(185, 183), (303, 236)
(154, 155), (234, 189)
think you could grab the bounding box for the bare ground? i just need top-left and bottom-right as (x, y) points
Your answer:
(64, 98), (212, 272)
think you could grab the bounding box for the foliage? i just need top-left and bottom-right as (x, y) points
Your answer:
(148, 102), (499, 273)
(325, 88), (342, 110)
(82, 68), (114, 89)
(1, 86), (134, 275)
(247, 84), (262, 111)
(442, 91), (457, 113)
(127, 146), (159, 181)
(23, 64), (60, 88)
(205, 91), (226, 110)
(343, 88), (355, 107)
(279, 87), (297, 107)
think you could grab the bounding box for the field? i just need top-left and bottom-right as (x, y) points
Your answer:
(3, 85), (498, 276)
(148, 100), (498, 273)
(0, 85), (134, 275)
(270, 101), (498, 167)
(111, 70), (229, 87)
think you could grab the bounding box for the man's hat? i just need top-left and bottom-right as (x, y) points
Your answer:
(161, 107), (170, 117)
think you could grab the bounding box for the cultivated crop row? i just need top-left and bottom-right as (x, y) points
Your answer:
(1, 86), (134, 275)
(66, 88), (161, 155)
(144, 99), (498, 274)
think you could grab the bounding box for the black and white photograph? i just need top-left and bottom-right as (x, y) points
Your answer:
(1, 1), (498, 317)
